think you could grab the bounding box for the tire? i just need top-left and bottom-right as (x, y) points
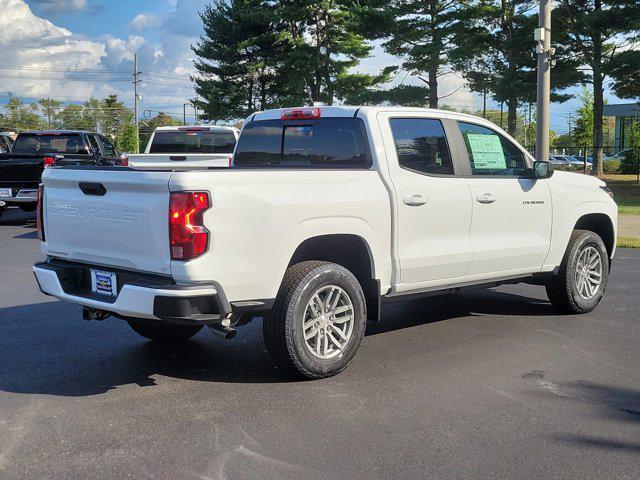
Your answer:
(19, 204), (37, 213)
(264, 261), (367, 379)
(0, 206), (5, 220)
(546, 229), (610, 314)
(126, 318), (203, 343)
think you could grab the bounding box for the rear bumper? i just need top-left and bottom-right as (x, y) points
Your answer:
(33, 260), (232, 325)
(0, 188), (38, 204)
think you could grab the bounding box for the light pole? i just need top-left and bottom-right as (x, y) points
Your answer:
(535, 0), (551, 162)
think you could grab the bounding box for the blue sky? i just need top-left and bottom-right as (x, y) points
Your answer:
(0, 0), (628, 131)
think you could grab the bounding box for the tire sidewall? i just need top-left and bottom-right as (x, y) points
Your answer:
(286, 266), (366, 377)
(565, 232), (609, 311)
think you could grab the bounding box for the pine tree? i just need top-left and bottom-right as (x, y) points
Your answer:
(193, 0), (295, 121)
(276, 0), (390, 105)
(609, 50), (640, 100)
(555, 0), (640, 176)
(452, 0), (582, 136)
(360, 0), (468, 108)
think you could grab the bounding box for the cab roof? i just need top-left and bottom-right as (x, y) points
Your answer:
(153, 125), (238, 132)
(249, 105), (488, 124)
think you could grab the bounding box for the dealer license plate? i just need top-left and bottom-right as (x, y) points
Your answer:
(91, 269), (117, 297)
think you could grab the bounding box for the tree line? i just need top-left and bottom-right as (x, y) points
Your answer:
(193, 0), (640, 175)
(0, 96), (138, 153)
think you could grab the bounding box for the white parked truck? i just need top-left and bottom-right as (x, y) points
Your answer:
(34, 106), (618, 379)
(125, 125), (239, 170)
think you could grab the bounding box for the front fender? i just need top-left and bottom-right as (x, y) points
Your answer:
(543, 200), (617, 270)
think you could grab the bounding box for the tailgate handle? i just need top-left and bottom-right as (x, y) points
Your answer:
(170, 156), (187, 162)
(79, 182), (107, 196)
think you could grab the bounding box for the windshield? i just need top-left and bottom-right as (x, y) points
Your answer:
(149, 130), (236, 154)
(12, 134), (87, 155)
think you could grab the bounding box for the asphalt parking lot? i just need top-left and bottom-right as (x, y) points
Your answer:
(1, 207), (639, 479)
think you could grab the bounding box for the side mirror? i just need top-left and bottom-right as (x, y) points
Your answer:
(533, 160), (554, 179)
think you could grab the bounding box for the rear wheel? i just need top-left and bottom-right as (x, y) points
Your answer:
(126, 318), (203, 343)
(264, 261), (367, 379)
(19, 204), (37, 213)
(0, 205), (5, 220)
(546, 229), (609, 314)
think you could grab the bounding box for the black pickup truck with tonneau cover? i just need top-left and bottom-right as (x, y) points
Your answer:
(0, 130), (122, 218)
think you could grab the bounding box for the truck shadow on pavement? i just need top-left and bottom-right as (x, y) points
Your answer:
(0, 287), (558, 397)
(0, 207), (36, 230)
(521, 371), (640, 454)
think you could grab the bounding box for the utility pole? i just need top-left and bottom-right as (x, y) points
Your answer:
(183, 103), (188, 125)
(500, 102), (504, 128)
(535, 0), (551, 162)
(193, 102), (198, 125)
(482, 78), (487, 119)
(132, 53), (142, 153)
(45, 97), (52, 128)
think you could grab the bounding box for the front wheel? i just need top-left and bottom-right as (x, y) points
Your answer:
(546, 229), (609, 314)
(126, 318), (203, 343)
(264, 261), (367, 379)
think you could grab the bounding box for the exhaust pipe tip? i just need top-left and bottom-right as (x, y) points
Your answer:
(208, 323), (237, 340)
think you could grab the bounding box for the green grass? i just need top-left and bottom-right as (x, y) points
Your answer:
(601, 174), (640, 215)
(617, 237), (640, 249)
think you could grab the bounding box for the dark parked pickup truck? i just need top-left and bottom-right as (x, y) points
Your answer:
(0, 130), (122, 218)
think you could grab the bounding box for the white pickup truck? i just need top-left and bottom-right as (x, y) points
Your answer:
(125, 125), (238, 170)
(34, 106), (618, 379)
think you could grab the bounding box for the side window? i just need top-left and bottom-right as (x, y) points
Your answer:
(87, 135), (101, 154)
(459, 122), (527, 176)
(389, 118), (454, 175)
(99, 136), (118, 157)
(0, 137), (8, 153)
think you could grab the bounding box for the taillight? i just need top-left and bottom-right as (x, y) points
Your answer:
(281, 107), (321, 121)
(120, 155), (129, 167)
(228, 155), (233, 167)
(169, 192), (210, 260)
(43, 156), (55, 168)
(37, 185), (45, 241)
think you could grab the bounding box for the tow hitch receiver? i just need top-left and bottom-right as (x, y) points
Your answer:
(82, 307), (111, 321)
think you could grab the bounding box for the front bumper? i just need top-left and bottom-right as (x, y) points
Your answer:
(33, 260), (232, 325)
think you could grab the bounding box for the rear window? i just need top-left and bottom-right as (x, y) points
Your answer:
(12, 134), (87, 154)
(234, 118), (370, 168)
(149, 130), (236, 154)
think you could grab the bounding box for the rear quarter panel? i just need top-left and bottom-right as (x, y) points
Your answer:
(169, 169), (392, 302)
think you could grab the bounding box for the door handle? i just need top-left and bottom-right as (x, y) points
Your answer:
(476, 193), (496, 204)
(403, 195), (429, 206)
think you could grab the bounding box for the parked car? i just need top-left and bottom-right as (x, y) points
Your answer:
(0, 132), (15, 153)
(605, 149), (630, 160)
(125, 125), (239, 170)
(0, 130), (122, 218)
(549, 155), (571, 165)
(34, 106), (617, 379)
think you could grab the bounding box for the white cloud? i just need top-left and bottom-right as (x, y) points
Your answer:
(130, 13), (161, 33)
(0, 0), (105, 98)
(29, 0), (86, 14)
(0, 0), (196, 111)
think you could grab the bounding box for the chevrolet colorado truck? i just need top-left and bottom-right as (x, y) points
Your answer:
(0, 130), (122, 218)
(125, 125), (238, 170)
(33, 106), (618, 379)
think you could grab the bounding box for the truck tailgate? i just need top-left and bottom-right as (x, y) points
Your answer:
(0, 156), (43, 183)
(42, 168), (173, 275)
(126, 153), (232, 170)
